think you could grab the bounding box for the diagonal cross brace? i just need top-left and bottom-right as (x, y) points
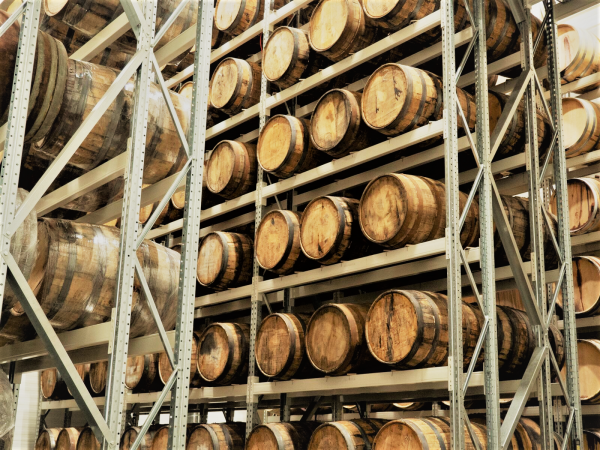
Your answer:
(3, 253), (113, 445)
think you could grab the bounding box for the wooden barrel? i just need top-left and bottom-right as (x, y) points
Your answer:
(214, 0), (268, 37)
(562, 98), (600, 157)
(125, 353), (161, 392)
(394, 402), (428, 411)
(2, 189), (44, 314)
(366, 290), (484, 369)
(494, 195), (529, 263)
(263, 26), (313, 89)
(209, 58), (261, 116)
(76, 428), (100, 450)
(256, 313), (315, 380)
(56, 428), (81, 450)
(361, 64), (475, 137)
(308, 419), (388, 450)
(256, 210), (307, 275)
(488, 91), (549, 160)
(41, 368), (70, 400)
(257, 115), (327, 178)
(67, 364), (91, 397)
(558, 24), (600, 93)
(158, 332), (201, 388)
(89, 361), (108, 395)
(556, 256), (600, 317)
(33, 58), (190, 186)
(359, 174), (479, 249)
(34, 219), (179, 339)
(373, 416), (488, 450)
(186, 423), (245, 450)
(197, 322), (250, 385)
(566, 339), (600, 404)
(120, 427), (156, 450)
(551, 177), (600, 235)
(246, 423), (321, 450)
(306, 303), (384, 375)
(35, 428), (61, 450)
(196, 232), (253, 291)
(362, 0), (442, 30)
(583, 429), (600, 450)
(206, 140), (257, 199)
(300, 196), (375, 265)
(150, 426), (170, 450)
(310, 89), (375, 158)
(309, 0), (378, 62)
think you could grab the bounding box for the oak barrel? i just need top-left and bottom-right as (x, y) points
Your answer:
(557, 256), (600, 317)
(361, 64), (475, 137)
(262, 26), (314, 89)
(36, 428), (61, 450)
(256, 210), (306, 275)
(186, 423), (245, 450)
(395, 402), (428, 411)
(246, 422), (321, 450)
(206, 141), (257, 199)
(209, 58), (261, 116)
(76, 428), (100, 450)
(158, 332), (201, 388)
(558, 24), (600, 93)
(562, 98), (600, 157)
(197, 322), (250, 386)
(66, 364), (91, 397)
(125, 353), (161, 392)
(197, 232), (253, 291)
(566, 339), (600, 404)
(551, 177), (600, 235)
(308, 0), (378, 62)
(56, 428), (81, 450)
(120, 427), (156, 450)
(214, 0), (286, 37)
(33, 59), (190, 186)
(494, 195), (530, 263)
(359, 174), (479, 249)
(257, 115), (327, 178)
(255, 313), (315, 380)
(583, 430), (600, 450)
(89, 361), (108, 395)
(41, 368), (69, 400)
(300, 196), (375, 265)
(365, 290), (483, 369)
(34, 219), (179, 339)
(306, 303), (384, 375)
(373, 416), (488, 450)
(308, 419), (387, 450)
(2, 189), (44, 314)
(310, 89), (375, 158)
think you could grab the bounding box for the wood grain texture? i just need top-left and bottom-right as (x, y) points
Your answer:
(246, 422), (321, 450)
(558, 24), (600, 93)
(564, 339), (600, 404)
(256, 210), (307, 275)
(36, 428), (61, 450)
(551, 177), (600, 235)
(359, 174), (479, 250)
(89, 360), (108, 395)
(583, 429), (600, 450)
(56, 428), (81, 450)
(210, 58), (261, 116)
(214, 0), (285, 37)
(186, 423), (245, 450)
(300, 196), (375, 265)
(66, 364), (91, 397)
(120, 427), (156, 450)
(556, 256), (600, 317)
(150, 426), (173, 450)
(197, 232), (253, 291)
(309, 0), (378, 62)
(197, 322), (250, 386)
(563, 98), (600, 157)
(308, 419), (387, 450)
(76, 428), (100, 450)
(306, 303), (384, 375)
(40, 368), (69, 400)
(206, 141), (257, 199)
(263, 26), (312, 89)
(255, 313), (316, 380)
(125, 353), (161, 392)
(310, 89), (375, 158)
(258, 115), (328, 178)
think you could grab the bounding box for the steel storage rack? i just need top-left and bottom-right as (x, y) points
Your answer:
(0, 0), (598, 448)
(0, 0), (215, 448)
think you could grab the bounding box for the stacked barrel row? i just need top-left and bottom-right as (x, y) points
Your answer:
(0, 197), (181, 346)
(195, 171), (558, 292)
(35, 423), (246, 450)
